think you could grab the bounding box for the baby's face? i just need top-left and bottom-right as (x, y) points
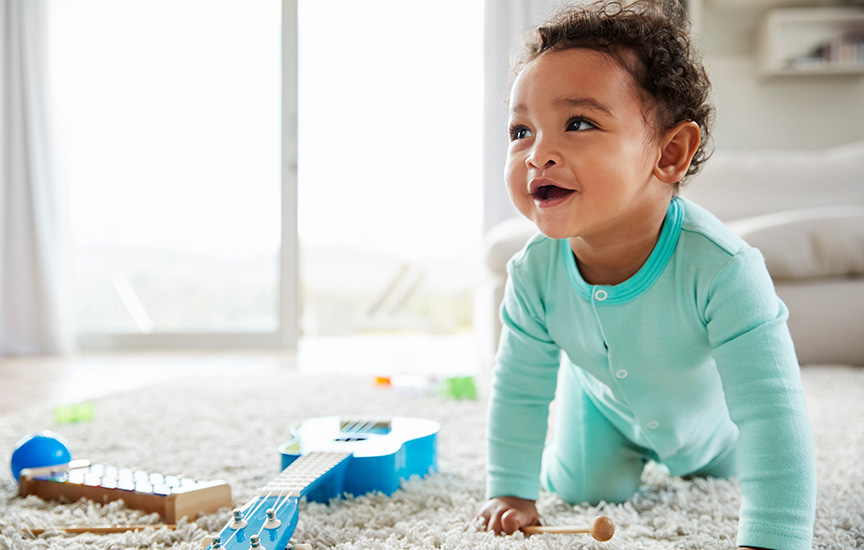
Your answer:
(505, 48), (672, 243)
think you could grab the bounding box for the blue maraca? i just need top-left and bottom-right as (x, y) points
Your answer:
(10, 431), (72, 482)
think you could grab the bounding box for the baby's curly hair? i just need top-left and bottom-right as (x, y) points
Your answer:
(513, 0), (714, 184)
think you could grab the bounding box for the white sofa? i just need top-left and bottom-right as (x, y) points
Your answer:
(476, 141), (864, 367)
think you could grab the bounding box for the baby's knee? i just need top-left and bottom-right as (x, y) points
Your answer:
(687, 445), (737, 480)
(541, 453), (641, 505)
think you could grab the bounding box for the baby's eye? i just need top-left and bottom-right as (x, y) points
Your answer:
(566, 117), (595, 132)
(509, 125), (533, 141)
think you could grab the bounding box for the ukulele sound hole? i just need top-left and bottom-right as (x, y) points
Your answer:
(334, 436), (369, 443)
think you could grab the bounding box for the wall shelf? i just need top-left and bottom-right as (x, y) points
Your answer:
(686, 1), (864, 77)
(756, 7), (864, 77)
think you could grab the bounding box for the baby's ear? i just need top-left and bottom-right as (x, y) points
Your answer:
(654, 121), (701, 184)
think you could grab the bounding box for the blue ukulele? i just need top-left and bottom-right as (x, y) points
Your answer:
(204, 416), (439, 550)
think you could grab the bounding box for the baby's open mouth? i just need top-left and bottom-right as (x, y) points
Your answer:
(532, 184), (575, 201)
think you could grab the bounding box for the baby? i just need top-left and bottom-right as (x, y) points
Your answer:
(476, 2), (817, 549)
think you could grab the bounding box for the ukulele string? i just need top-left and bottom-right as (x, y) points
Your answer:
(257, 486), (309, 539)
(340, 417), (364, 437)
(222, 494), (275, 547)
(262, 473), (299, 517)
(214, 490), (280, 549)
(216, 480), (294, 547)
(341, 416), (383, 439)
(272, 487), (299, 515)
(343, 416), (376, 436)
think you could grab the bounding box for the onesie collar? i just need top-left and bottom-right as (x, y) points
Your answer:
(561, 197), (683, 304)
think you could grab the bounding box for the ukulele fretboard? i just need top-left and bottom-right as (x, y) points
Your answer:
(261, 451), (352, 498)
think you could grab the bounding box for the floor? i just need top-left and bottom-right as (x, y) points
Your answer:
(0, 335), (483, 416)
(0, 351), (291, 416)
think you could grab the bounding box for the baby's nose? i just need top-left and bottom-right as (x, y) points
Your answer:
(527, 152), (558, 169)
(526, 137), (561, 169)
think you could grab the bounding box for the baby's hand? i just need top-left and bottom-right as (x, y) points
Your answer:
(476, 496), (541, 535)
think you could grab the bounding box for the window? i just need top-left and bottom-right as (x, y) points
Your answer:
(297, 0), (484, 342)
(48, 0), (286, 346)
(48, 0), (483, 355)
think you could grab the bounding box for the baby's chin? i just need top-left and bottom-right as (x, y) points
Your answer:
(531, 223), (575, 242)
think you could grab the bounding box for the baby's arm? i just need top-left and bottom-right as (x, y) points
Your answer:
(705, 249), (816, 550)
(476, 496), (541, 534)
(482, 255), (561, 535)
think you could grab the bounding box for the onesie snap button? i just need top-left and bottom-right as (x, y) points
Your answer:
(594, 289), (608, 301)
(647, 420), (660, 430)
(615, 369), (628, 379)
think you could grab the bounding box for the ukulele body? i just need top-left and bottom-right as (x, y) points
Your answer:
(278, 416), (439, 503)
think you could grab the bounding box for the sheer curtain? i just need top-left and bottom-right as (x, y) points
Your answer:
(0, 0), (71, 356)
(482, 0), (572, 233)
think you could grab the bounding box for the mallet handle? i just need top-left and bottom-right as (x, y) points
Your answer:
(5, 525), (176, 535)
(522, 525), (590, 534)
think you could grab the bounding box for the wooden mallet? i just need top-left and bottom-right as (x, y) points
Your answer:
(0, 525), (175, 536)
(522, 515), (615, 541)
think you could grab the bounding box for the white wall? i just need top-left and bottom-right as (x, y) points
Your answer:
(706, 55), (864, 151)
(698, 2), (864, 151)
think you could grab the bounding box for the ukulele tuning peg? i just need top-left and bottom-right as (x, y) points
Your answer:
(249, 534), (261, 549)
(229, 508), (247, 529)
(211, 536), (222, 549)
(263, 508), (282, 529)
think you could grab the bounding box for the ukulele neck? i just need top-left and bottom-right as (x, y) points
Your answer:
(261, 451), (352, 498)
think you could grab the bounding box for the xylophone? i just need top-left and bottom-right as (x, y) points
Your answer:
(18, 459), (232, 523)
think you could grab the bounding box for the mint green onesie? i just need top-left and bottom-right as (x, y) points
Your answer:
(487, 197), (816, 550)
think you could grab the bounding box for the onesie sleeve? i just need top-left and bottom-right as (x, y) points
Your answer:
(703, 247), (817, 550)
(485, 257), (562, 501)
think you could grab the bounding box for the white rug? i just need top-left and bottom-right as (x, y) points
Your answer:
(0, 364), (862, 549)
